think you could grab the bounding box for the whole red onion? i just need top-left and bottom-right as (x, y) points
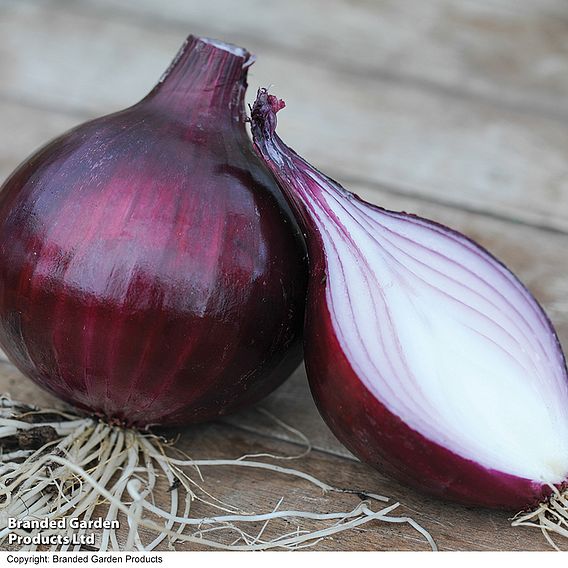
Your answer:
(0, 37), (307, 427)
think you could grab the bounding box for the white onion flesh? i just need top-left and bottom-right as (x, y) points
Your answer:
(302, 169), (568, 483)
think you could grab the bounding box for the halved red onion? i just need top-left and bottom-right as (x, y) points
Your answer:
(251, 89), (568, 509)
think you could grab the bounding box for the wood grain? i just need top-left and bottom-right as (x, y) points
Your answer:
(53, 0), (568, 120)
(0, 100), (80, 181)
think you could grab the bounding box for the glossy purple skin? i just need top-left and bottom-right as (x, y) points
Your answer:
(0, 38), (307, 427)
(251, 90), (553, 510)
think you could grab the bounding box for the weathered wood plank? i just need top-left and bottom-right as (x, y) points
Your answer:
(0, 2), (568, 232)
(66, 0), (568, 121)
(0, 369), (554, 551)
(473, 0), (568, 20)
(0, 100), (80, 181)
(223, 364), (355, 460)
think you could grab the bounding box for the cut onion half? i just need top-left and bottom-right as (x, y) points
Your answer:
(250, 88), (568, 527)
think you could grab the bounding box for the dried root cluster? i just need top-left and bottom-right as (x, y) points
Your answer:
(0, 396), (436, 551)
(512, 486), (568, 551)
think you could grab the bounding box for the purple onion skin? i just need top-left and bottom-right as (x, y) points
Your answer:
(0, 37), (307, 428)
(251, 91), (554, 510)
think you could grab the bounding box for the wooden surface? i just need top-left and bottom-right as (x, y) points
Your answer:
(0, 0), (567, 551)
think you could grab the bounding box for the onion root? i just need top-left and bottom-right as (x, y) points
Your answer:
(0, 395), (436, 551)
(512, 484), (568, 551)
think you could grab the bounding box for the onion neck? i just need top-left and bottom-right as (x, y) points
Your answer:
(251, 89), (336, 240)
(144, 36), (251, 127)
